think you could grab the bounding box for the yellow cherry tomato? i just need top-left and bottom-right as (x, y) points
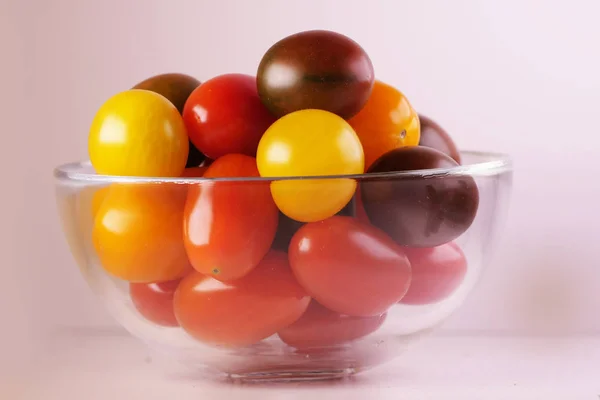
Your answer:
(348, 80), (420, 170)
(88, 89), (189, 177)
(92, 183), (192, 283)
(257, 109), (364, 222)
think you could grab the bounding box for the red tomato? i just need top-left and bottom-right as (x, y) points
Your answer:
(289, 216), (411, 317)
(130, 280), (181, 327)
(182, 74), (276, 160)
(278, 301), (386, 349)
(174, 250), (310, 347)
(183, 154), (279, 281)
(400, 242), (467, 305)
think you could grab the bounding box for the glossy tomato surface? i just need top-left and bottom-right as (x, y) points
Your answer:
(93, 183), (192, 283)
(132, 73), (205, 167)
(361, 147), (479, 247)
(289, 216), (412, 317)
(182, 74), (276, 160)
(348, 80), (420, 170)
(130, 279), (181, 327)
(400, 242), (467, 305)
(174, 251), (310, 347)
(257, 30), (374, 118)
(257, 109), (364, 222)
(278, 301), (387, 349)
(184, 154), (279, 281)
(418, 114), (461, 164)
(89, 89), (188, 177)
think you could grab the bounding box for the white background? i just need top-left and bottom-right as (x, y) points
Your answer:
(2, 0), (600, 368)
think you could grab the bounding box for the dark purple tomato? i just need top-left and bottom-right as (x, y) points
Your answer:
(132, 73), (205, 167)
(257, 30), (375, 119)
(361, 147), (479, 248)
(418, 115), (461, 164)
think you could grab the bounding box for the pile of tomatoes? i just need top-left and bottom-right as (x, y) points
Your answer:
(87, 30), (478, 349)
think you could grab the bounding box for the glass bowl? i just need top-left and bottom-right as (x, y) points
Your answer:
(54, 150), (512, 382)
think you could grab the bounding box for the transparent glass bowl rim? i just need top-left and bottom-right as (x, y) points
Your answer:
(54, 150), (512, 184)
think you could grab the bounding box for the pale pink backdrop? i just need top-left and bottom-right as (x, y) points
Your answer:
(2, 0), (599, 365)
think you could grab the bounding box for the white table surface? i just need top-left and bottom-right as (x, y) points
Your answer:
(5, 329), (600, 400)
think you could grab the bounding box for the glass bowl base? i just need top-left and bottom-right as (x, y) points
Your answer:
(228, 367), (359, 383)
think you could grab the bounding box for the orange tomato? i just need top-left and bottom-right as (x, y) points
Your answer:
(174, 250), (310, 347)
(90, 186), (110, 216)
(93, 183), (192, 283)
(348, 80), (420, 170)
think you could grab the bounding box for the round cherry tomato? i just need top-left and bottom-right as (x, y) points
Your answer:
(174, 250), (310, 347)
(257, 30), (374, 119)
(130, 279), (181, 327)
(289, 216), (411, 317)
(257, 109), (364, 222)
(182, 74), (276, 160)
(418, 114), (461, 164)
(184, 154), (279, 281)
(362, 147), (479, 247)
(132, 72), (205, 168)
(400, 242), (467, 305)
(93, 183), (192, 282)
(348, 80), (420, 170)
(88, 89), (188, 177)
(133, 73), (200, 114)
(278, 301), (387, 349)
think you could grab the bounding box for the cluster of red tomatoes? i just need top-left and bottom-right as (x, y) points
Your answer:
(87, 30), (476, 348)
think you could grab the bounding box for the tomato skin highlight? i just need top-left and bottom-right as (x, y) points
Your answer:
(183, 154), (279, 281)
(289, 216), (412, 317)
(174, 251), (310, 347)
(400, 242), (468, 305)
(130, 279), (182, 327)
(278, 301), (387, 349)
